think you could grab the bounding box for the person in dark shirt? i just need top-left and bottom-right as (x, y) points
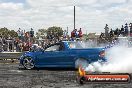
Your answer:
(109, 29), (114, 38)
(30, 28), (34, 37)
(121, 25), (125, 36)
(129, 23), (132, 36)
(124, 23), (128, 36)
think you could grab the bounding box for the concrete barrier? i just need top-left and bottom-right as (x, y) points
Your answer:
(0, 52), (23, 63)
(0, 52), (23, 59)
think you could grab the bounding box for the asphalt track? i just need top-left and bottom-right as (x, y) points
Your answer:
(0, 63), (132, 88)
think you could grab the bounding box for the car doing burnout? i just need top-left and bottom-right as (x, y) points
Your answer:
(19, 41), (106, 69)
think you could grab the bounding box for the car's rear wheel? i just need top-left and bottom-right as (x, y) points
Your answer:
(75, 59), (88, 69)
(23, 57), (35, 70)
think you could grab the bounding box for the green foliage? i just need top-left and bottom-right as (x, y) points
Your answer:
(36, 29), (47, 39)
(9, 30), (18, 38)
(47, 26), (63, 37)
(0, 27), (18, 38)
(36, 26), (63, 39)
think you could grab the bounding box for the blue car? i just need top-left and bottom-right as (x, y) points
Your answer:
(19, 41), (106, 69)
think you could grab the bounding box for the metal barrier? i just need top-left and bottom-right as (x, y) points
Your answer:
(0, 52), (23, 63)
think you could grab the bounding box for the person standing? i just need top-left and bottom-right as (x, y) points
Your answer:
(109, 29), (114, 38)
(0, 36), (3, 52)
(63, 30), (67, 39)
(78, 28), (83, 38)
(71, 29), (75, 41)
(17, 28), (21, 40)
(104, 24), (109, 38)
(30, 28), (34, 43)
(74, 29), (78, 38)
(129, 23), (132, 37)
(121, 25), (125, 36)
(124, 23), (128, 36)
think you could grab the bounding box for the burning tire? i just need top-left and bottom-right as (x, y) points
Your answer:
(75, 59), (88, 69)
(23, 57), (35, 70)
(76, 76), (86, 85)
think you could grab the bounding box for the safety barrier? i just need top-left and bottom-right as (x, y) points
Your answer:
(0, 52), (23, 63)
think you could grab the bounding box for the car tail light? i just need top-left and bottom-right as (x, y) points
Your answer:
(99, 51), (105, 57)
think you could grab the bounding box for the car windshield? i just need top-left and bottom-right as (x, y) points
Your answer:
(68, 41), (98, 49)
(30, 44), (44, 52)
(45, 45), (60, 51)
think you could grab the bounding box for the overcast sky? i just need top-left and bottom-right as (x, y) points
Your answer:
(0, 0), (132, 34)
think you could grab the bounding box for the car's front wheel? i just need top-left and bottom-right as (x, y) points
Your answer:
(23, 57), (35, 70)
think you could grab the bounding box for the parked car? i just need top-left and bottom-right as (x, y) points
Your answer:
(19, 41), (106, 69)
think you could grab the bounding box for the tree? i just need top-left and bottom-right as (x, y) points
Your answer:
(9, 30), (18, 38)
(36, 29), (47, 39)
(36, 26), (63, 39)
(47, 26), (63, 37)
(0, 27), (18, 38)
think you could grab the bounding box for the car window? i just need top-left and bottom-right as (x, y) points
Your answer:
(35, 47), (44, 52)
(45, 45), (60, 51)
(30, 45), (44, 52)
(68, 41), (98, 49)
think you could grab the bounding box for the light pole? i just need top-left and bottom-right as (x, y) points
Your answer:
(74, 6), (76, 30)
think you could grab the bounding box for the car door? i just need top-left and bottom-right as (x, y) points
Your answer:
(52, 43), (75, 66)
(37, 43), (74, 67)
(36, 44), (60, 66)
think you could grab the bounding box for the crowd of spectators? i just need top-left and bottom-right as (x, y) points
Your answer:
(71, 28), (83, 40)
(0, 27), (83, 52)
(99, 23), (132, 44)
(42, 28), (83, 47)
(0, 28), (34, 52)
(1, 23), (132, 52)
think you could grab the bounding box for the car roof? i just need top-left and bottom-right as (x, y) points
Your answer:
(44, 41), (75, 49)
(44, 42), (61, 49)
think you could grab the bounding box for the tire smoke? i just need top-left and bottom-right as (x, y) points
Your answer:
(85, 38), (132, 73)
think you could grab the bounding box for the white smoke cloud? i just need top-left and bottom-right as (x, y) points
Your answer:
(85, 38), (132, 73)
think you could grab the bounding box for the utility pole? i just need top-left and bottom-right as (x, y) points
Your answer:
(67, 27), (68, 33)
(74, 6), (75, 30)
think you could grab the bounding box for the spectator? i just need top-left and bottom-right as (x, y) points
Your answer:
(78, 28), (83, 38)
(124, 23), (128, 36)
(100, 32), (105, 38)
(21, 30), (24, 42)
(109, 29), (114, 38)
(71, 29), (75, 38)
(99, 32), (105, 44)
(9, 41), (13, 52)
(63, 30), (68, 38)
(0, 36), (3, 52)
(121, 25), (125, 36)
(74, 29), (79, 38)
(114, 28), (120, 37)
(2, 37), (8, 51)
(30, 28), (34, 43)
(104, 24), (109, 38)
(17, 28), (21, 40)
(15, 38), (20, 52)
(24, 32), (30, 42)
(129, 23), (132, 36)
(30, 28), (34, 37)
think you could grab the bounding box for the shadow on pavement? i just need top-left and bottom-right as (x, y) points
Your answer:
(19, 67), (77, 71)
